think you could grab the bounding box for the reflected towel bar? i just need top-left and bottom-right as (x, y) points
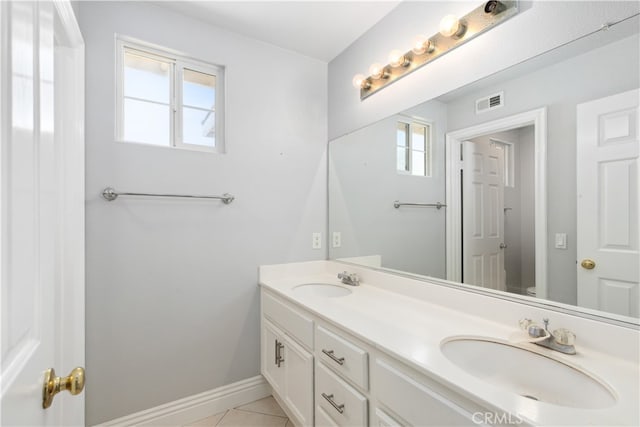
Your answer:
(393, 201), (446, 210)
(102, 187), (235, 204)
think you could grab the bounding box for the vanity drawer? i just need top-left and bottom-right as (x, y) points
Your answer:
(374, 408), (403, 427)
(316, 325), (369, 389)
(262, 292), (313, 348)
(373, 358), (481, 427)
(315, 405), (339, 427)
(316, 362), (368, 427)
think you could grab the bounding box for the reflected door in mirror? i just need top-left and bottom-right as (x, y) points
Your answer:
(576, 89), (640, 317)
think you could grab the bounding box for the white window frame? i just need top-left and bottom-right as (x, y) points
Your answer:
(115, 36), (225, 153)
(490, 138), (515, 188)
(396, 116), (432, 177)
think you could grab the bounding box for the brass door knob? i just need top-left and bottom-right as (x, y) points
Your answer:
(42, 367), (85, 409)
(581, 259), (596, 270)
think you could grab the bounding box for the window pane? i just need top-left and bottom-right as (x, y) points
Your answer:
(396, 122), (408, 147)
(183, 68), (216, 110)
(397, 147), (408, 172)
(183, 106), (215, 147)
(411, 124), (427, 151)
(124, 50), (171, 103)
(411, 150), (426, 176)
(124, 98), (170, 146)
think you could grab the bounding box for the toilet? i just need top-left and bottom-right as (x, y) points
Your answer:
(526, 286), (536, 297)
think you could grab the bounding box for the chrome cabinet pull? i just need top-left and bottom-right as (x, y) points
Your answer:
(276, 341), (285, 367)
(321, 393), (345, 414)
(322, 349), (345, 365)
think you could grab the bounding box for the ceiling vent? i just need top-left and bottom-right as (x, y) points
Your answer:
(475, 91), (504, 114)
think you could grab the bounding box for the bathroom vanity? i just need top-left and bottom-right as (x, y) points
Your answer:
(260, 261), (639, 427)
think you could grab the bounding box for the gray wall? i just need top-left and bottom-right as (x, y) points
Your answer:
(78, 2), (327, 424)
(329, 100), (447, 277)
(328, 1), (640, 139)
(446, 34), (639, 304)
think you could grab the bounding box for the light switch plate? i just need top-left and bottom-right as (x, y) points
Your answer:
(555, 233), (567, 249)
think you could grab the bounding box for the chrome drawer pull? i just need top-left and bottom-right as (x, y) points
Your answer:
(322, 349), (345, 365)
(321, 393), (345, 414)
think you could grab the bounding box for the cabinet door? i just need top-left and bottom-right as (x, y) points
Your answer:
(262, 320), (285, 396)
(283, 335), (314, 426)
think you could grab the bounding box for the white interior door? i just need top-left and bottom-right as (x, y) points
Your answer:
(576, 89), (639, 317)
(462, 140), (506, 291)
(1, 1), (85, 425)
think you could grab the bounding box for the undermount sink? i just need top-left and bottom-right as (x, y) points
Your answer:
(293, 283), (352, 298)
(441, 337), (617, 409)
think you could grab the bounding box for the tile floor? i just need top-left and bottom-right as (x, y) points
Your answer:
(183, 396), (292, 427)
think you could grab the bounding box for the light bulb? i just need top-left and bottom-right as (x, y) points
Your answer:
(368, 62), (387, 79)
(439, 14), (465, 38)
(411, 35), (434, 55)
(388, 50), (408, 68)
(352, 74), (370, 89)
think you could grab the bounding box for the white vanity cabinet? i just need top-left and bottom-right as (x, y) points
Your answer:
(261, 292), (314, 426)
(261, 288), (493, 427)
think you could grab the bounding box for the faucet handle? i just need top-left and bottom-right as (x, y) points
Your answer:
(552, 328), (576, 346)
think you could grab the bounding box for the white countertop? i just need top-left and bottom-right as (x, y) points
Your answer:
(259, 261), (640, 426)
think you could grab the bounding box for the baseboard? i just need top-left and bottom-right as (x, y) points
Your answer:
(96, 375), (270, 427)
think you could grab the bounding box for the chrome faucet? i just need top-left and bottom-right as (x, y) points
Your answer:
(337, 271), (360, 286)
(521, 318), (576, 355)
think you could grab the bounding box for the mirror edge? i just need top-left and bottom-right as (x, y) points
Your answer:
(334, 259), (640, 329)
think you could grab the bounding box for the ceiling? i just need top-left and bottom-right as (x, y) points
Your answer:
(160, 1), (401, 62)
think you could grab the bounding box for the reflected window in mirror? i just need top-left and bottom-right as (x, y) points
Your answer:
(396, 119), (432, 177)
(490, 139), (515, 188)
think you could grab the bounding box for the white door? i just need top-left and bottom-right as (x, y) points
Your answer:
(462, 140), (506, 291)
(577, 89), (639, 317)
(1, 1), (85, 425)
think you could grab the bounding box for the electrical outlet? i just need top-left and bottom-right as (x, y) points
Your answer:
(332, 231), (341, 248)
(312, 232), (322, 249)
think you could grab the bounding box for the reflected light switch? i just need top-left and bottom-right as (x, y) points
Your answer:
(555, 233), (567, 249)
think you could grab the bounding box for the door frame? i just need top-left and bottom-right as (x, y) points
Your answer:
(445, 107), (548, 298)
(53, 1), (85, 424)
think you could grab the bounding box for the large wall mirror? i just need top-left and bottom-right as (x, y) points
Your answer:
(329, 15), (639, 325)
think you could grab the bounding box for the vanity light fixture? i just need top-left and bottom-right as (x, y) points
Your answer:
(368, 62), (389, 79)
(353, 0), (518, 100)
(388, 50), (410, 68)
(439, 15), (466, 38)
(352, 74), (371, 90)
(411, 36), (435, 55)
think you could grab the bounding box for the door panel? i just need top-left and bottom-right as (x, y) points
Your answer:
(577, 89), (639, 317)
(283, 336), (313, 427)
(2, 2), (57, 424)
(462, 140), (506, 291)
(1, 1), (84, 424)
(262, 320), (285, 396)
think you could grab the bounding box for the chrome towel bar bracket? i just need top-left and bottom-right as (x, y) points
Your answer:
(102, 187), (235, 204)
